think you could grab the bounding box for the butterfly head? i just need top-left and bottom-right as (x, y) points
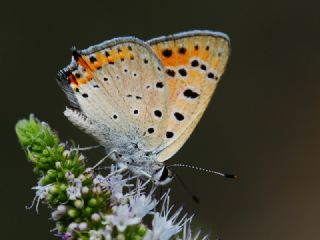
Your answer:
(152, 166), (174, 185)
(114, 150), (174, 185)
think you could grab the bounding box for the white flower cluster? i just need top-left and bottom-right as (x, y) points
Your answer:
(31, 165), (206, 240)
(89, 167), (204, 240)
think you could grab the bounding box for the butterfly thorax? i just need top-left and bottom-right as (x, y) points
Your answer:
(109, 146), (173, 185)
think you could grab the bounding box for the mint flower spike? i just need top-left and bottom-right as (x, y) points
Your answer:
(16, 115), (208, 240)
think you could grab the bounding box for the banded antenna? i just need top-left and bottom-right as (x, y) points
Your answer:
(168, 164), (238, 179)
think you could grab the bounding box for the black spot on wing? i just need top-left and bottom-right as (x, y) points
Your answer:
(208, 72), (215, 79)
(162, 49), (172, 57)
(183, 89), (199, 99)
(166, 69), (175, 77)
(166, 131), (174, 138)
(178, 47), (186, 54)
(156, 82), (164, 88)
(148, 128), (155, 134)
(72, 49), (81, 61)
(154, 110), (162, 118)
(178, 68), (187, 77)
(191, 60), (199, 67)
(174, 112), (184, 121)
(89, 56), (97, 63)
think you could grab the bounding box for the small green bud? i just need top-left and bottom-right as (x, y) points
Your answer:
(49, 185), (60, 194)
(117, 234), (126, 240)
(68, 208), (79, 218)
(65, 160), (73, 168)
(78, 236), (89, 240)
(59, 184), (67, 192)
(47, 169), (57, 176)
(132, 236), (143, 240)
(74, 199), (84, 209)
(88, 198), (97, 207)
(84, 206), (92, 215)
(55, 161), (62, 169)
(138, 225), (147, 235)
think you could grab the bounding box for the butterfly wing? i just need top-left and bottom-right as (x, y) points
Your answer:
(148, 30), (230, 161)
(57, 37), (170, 152)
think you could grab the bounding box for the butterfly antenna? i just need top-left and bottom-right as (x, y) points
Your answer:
(169, 164), (238, 179)
(170, 168), (200, 204)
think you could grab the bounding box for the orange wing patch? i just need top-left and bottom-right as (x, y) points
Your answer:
(148, 32), (230, 161)
(67, 45), (135, 90)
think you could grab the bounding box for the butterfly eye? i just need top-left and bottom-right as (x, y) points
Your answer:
(159, 167), (169, 181)
(152, 167), (174, 185)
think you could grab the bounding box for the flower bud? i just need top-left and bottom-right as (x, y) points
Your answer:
(92, 186), (102, 194)
(68, 208), (79, 218)
(65, 171), (74, 180)
(78, 174), (86, 182)
(60, 183), (67, 191)
(116, 234), (125, 240)
(88, 198), (97, 207)
(67, 222), (78, 232)
(55, 161), (62, 169)
(81, 186), (89, 195)
(51, 210), (61, 221)
(91, 213), (101, 222)
(57, 205), (67, 214)
(78, 154), (85, 161)
(74, 199), (84, 209)
(84, 207), (92, 215)
(78, 222), (88, 231)
(63, 150), (71, 158)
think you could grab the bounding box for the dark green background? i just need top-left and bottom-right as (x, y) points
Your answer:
(2, 0), (320, 239)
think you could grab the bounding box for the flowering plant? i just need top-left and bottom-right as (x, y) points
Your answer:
(15, 115), (207, 240)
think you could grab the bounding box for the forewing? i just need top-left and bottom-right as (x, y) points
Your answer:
(148, 30), (230, 161)
(57, 38), (169, 151)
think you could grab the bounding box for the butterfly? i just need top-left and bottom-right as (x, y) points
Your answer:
(57, 30), (230, 185)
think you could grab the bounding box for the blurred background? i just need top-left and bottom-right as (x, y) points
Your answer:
(1, 0), (320, 239)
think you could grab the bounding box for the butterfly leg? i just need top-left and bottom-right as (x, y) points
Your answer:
(85, 151), (115, 173)
(104, 163), (129, 178)
(70, 145), (101, 152)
